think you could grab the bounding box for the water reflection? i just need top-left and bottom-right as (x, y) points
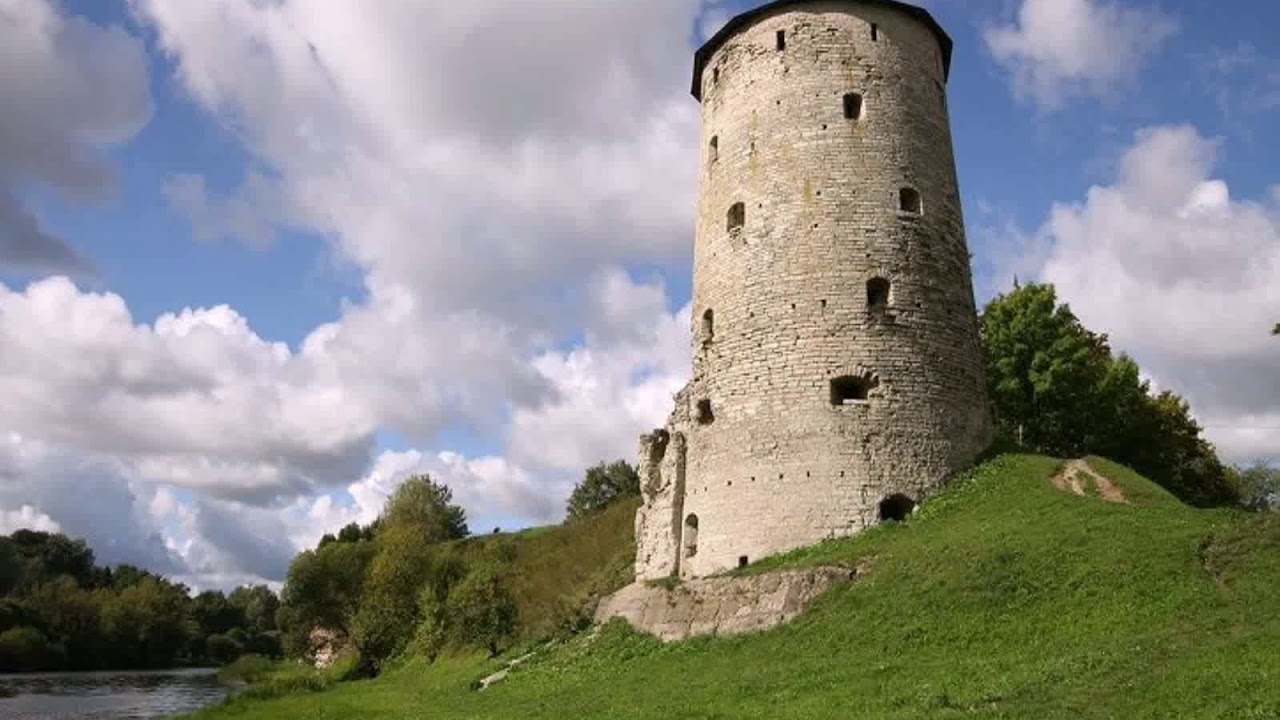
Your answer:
(0, 668), (228, 720)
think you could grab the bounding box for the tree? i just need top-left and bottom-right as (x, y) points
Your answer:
(190, 590), (243, 639)
(980, 282), (1241, 508)
(278, 540), (375, 656)
(382, 475), (469, 542)
(445, 563), (517, 657)
(0, 626), (64, 672)
(100, 577), (194, 668)
(1238, 464), (1280, 512)
(228, 585), (279, 635)
(8, 531), (96, 590)
(980, 283), (1111, 455)
(28, 582), (104, 669)
(348, 474), (468, 671)
(565, 460), (641, 521)
(349, 527), (437, 671)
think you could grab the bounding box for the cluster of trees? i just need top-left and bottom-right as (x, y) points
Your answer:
(981, 283), (1272, 509)
(277, 462), (639, 675)
(0, 530), (282, 672)
(564, 460), (640, 521)
(278, 475), (519, 674)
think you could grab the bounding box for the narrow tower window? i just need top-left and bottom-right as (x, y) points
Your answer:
(867, 278), (890, 310)
(776, 30), (786, 51)
(709, 135), (719, 165)
(713, 67), (720, 85)
(683, 514), (699, 557)
(701, 308), (715, 343)
(830, 374), (878, 405)
(696, 399), (715, 425)
(727, 202), (745, 233)
(879, 494), (915, 522)
(871, 23), (879, 41)
(899, 187), (922, 215)
(843, 93), (863, 120)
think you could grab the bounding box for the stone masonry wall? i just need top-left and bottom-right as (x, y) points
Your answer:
(595, 567), (856, 642)
(635, 0), (990, 581)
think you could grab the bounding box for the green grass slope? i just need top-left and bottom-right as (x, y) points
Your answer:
(196, 455), (1280, 719)
(443, 496), (638, 642)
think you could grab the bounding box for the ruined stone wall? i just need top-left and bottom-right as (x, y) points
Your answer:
(596, 567), (856, 642)
(636, 0), (989, 581)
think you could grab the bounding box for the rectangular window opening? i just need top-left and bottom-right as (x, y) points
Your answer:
(843, 93), (863, 120)
(871, 23), (878, 42)
(776, 30), (786, 51)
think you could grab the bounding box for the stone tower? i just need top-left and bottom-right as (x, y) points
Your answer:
(635, 0), (990, 581)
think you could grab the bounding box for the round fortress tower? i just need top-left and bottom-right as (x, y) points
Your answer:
(634, 0), (990, 581)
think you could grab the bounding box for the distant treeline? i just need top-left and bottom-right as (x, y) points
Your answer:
(0, 530), (281, 673)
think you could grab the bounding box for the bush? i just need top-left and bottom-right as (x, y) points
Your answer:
(445, 563), (518, 657)
(566, 461), (640, 521)
(206, 633), (245, 665)
(0, 626), (65, 672)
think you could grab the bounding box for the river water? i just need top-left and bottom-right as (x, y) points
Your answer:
(0, 668), (229, 719)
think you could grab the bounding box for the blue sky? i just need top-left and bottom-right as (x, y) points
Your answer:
(1, 0), (1277, 590)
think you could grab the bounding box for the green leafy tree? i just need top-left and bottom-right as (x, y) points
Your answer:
(444, 563), (518, 657)
(981, 282), (1241, 507)
(28, 582), (104, 669)
(1238, 464), (1279, 511)
(278, 540), (376, 656)
(349, 527), (436, 671)
(0, 538), (21, 596)
(405, 550), (467, 661)
(107, 564), (156, 590)
(190, 590), (243, 639)
(228, 585), (279, 635)
(100, 577), (195, 668)
(565, 460), (641, 521)
(0, 626), (64, 672)
(382, 475), (469, 542)
(9, 530), (96, 590)
(350, 476), (468, 671)
(980, 283), (1110, 455)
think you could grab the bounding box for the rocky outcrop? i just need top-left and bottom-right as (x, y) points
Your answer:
(594, 566), (855, 642)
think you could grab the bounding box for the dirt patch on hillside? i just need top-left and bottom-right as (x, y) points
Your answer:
(1051, 459), (1127, 504)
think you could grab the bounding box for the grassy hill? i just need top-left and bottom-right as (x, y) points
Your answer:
(196, 454), (1280, 719)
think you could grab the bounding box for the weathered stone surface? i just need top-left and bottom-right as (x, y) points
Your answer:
(595, 567), (855, 642)
(635, 0), (991, 583)
(307, 626), (349, 669)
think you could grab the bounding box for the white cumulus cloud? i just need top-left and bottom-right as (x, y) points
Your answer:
(1031, 125), (1280, 463)
(984, 0), (1177, 110)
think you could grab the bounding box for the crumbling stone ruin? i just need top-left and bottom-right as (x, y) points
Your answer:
(634, 0), (991, 582)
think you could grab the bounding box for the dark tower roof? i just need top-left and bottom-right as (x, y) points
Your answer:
(691, 0), (953, 100)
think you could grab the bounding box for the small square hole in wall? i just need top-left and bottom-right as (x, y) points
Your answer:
(738, 556), (749, 569)
(696, 398), (715, 425)
(843, 93), (863, 120)
(830, 374), (878, 405)
(727, 202), (745, 233)
(899, 187), (922, 215)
